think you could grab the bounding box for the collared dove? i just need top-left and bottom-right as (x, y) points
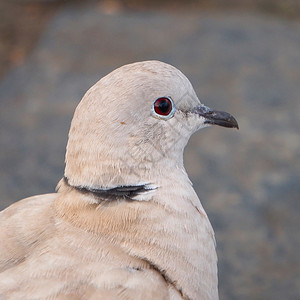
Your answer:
(0, 61), (238, 300)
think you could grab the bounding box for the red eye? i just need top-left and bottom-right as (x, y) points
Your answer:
(153, 97), (173, 116)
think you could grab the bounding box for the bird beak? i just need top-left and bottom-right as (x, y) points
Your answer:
(192, 105), (239, 129)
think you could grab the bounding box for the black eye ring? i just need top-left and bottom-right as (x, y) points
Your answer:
(152, 97), (176, 120)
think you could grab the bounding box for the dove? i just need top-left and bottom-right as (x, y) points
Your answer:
(0, 60), (238, 300)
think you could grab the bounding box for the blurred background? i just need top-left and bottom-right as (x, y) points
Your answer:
(0, 0), (299, 299)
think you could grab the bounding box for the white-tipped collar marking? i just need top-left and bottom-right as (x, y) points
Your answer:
(63, 177), (157, 202)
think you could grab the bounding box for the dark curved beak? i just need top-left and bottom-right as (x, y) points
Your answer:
(193, 105), (239, 129)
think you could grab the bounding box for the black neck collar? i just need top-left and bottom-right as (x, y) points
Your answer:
(63, 176), (155, 201)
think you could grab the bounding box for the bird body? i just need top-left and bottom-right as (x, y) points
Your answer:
(0, 61), (238, 299)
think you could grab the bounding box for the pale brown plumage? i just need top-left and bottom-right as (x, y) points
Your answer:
(0, 61), (238, 299)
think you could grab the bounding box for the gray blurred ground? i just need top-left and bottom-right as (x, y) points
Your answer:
(0, 2), (300, 299)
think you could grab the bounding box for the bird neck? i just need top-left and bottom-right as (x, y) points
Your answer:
(54, 173), (218, 300)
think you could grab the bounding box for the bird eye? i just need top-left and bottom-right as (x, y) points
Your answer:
(152, 97), (175, 120)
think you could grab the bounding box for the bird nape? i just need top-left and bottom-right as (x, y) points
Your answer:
(0, 60), (238, 300)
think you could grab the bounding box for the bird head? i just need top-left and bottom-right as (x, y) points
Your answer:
(64, 61), (238, 190)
